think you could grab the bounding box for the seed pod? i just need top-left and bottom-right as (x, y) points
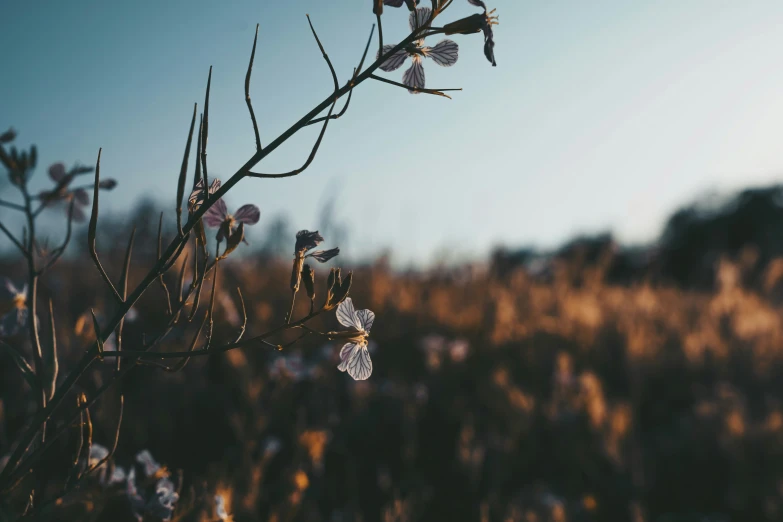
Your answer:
(443, 13), (484, 35)
(90, 309), (104, 361)
(331, 271), (353, 306)
(220, 222), (245, 260)
(302, 264), (315, 301)
(373, 0), (383, 15)
(0, 128), (16, 143)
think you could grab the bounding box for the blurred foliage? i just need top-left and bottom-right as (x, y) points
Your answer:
(4, 188), (783, 521)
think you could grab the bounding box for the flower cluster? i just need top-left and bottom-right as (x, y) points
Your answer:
(375, 0), (498, 93)
(0, 278), (27, 337)
(126, 450), (179, 522)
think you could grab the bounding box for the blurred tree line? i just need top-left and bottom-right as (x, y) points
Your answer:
(493, 185), (783, 292)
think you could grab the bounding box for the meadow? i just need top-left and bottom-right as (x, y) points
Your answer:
(3, 233), (782, 521)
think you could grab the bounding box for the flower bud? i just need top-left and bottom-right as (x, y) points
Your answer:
(443, 13), (484, 35)
(220, 222), (244, 260)
(0, 128), (16, 143)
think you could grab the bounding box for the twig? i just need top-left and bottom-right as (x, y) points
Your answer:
(87, 149), (123, 303)
(369, 73), (461, 98)
(116, 227), (136, 372)
(0, 198), (25, 212)
(157, 213), (173, 315)
(176, 104), (198, 236)
(306, 25), (374, 127)
(0, 221), (28, 257)
(0, 341), (39, 392)
(46, 300), (58, 401)
(201, 67), (212, 188)
(42, 198), (75, 272)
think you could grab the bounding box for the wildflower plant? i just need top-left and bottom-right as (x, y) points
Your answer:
(0, 0), (498, 517)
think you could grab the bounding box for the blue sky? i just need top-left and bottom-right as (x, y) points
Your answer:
(3, 1), (783, 265)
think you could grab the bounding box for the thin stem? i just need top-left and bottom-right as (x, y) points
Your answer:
(42, 198), (75, 272)
(245, 24), (262, 151)
(116, 227), (136, 372)
(0, 222), (28, 257)
(176, 104), (198, 236)
(287, 290), (297, 325)
(201, 66), (212, 186)
(0, 198), (25, 212)
(369, 73), (461, 98)
(87, 149), (123, 303)
(376, 13), (383, 58)
(157, 213), (173, 315)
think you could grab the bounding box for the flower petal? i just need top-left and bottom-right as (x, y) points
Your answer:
(72, 205), (86, 223)
(409, 7), (432, 31)
(73, 188), (90, 206)
(377, 45), (409, 72)
(483, 28), (496, 66)
(234, 204), (260, 225)
(402, 56), (426, 93)
(356, 309), (375, 332)
(346, 344), (373, 380)
(48, 163), (66, 182)
(338, 342), (358, 371)
(308, 247), (340, 263)
(425, 39), (458, 67)
(203, 198), (228, 228)
(336, 297), (361, 329)
(1, 278), (18, 298)
(295, 230), (324, 253)
(135, 449), (161, 478)
(0, 308), (27, 337)
(468, 0), (487, 7)
(384, 0), (405, 6)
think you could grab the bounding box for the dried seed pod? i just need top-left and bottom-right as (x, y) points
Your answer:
(443, 13), (485, 35)
(0, 128), (16, 143)
(220, 222), (245, 260)
(302, 264), (315, 301)
(331, 271), (352, 306)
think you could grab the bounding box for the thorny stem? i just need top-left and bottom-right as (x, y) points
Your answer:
(0, 20), (446, 492)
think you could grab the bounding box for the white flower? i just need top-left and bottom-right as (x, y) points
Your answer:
(109, 465), (127, 485)
(89, 443), (109, 468)
(188, 178), (221, 212)
(135, 449), (162, 478)
(377, 7), (459, 93)
(335, 298), (375, 380)
(215, 494), (232, 521)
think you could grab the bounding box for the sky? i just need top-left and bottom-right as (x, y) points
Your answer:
(4, 1), (783, 266)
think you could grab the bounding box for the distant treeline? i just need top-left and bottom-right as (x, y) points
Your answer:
(492, 184), (783, 290)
